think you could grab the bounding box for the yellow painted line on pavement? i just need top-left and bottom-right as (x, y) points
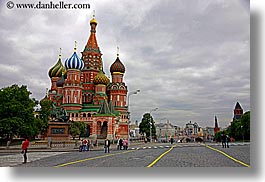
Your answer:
(54, 150), (135, 167)
(202, 144), (251, 168)
(146, 144), (177, 168)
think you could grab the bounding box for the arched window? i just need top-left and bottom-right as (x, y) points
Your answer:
(72, 113), (74, 117)
(76, 113), (78, 117)
(87, 113), (91, 117)
(83, 113), (86, 117)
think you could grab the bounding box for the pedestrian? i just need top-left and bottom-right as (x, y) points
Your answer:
(170, 137), (174, 144)
(119, 138), (123, 150)
(117, 138), (120, 150)
(87, 139), (90, 151)
(221, 133), (226, 148)
(226, 135), (230, 148)
(21, 138), (29, 163)
(123, 138), (128, 150)
(104, 138), (110, 153)
(6, 139), (11, 149)
(83, 139), (88, 151)
(79, 139), (84, 152)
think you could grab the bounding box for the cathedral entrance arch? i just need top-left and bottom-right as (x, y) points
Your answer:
(97, 121), (108, 139)
(101, 121), (108, 139)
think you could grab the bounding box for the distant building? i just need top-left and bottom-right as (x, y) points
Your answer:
(233, 102), (244, 120)
(214, 115), (220, 133)
(155, 120), (179, 141)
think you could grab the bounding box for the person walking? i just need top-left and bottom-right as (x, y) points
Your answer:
(79, 139), (83, 152)
(221, 133), (227, 148)
(226, 135), (230, 148)
(104, 138), (110, 153)
(123, 138), (128, 150)
(21, 138), (29, 163)
(87, 139), (90, 151)
(83, 139), (88, 151)
(117, 138), (120, 150)
(170, 137), (174, 144)
(119, 138), (123, 150)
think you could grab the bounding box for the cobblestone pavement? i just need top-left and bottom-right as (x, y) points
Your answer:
(5, 142), (250, 167)
(0, 152), (68, 167)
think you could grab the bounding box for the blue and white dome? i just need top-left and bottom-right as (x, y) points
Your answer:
(65, 42), (84, 70)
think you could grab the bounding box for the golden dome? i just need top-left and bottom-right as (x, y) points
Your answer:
(90, 18), (97, 25)
(93, 69), (110, 85)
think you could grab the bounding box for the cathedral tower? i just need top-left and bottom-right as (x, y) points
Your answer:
(81, 14), (102, 104)
(233, 102), (243, 120)
(108, 49), (128, 135)
(63, 42), (84, 111)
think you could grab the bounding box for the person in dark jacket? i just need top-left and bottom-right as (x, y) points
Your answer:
(21, 138), (29, 163)
(104, 139), (110, 153)
(221, 133), (227, 148)
(119, 138), (123, 150)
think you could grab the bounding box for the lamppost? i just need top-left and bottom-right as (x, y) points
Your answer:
(149, 107), (158, 143)
(241, 125), (244, 144)
(127, 89), (140, 146)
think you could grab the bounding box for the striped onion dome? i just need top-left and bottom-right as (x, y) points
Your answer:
(110, 56), (125, 74)
(65, 43), (84, 70)
(48, 55), (65, 78)
(93, 69), (110, 85)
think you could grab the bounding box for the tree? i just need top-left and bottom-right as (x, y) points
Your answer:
(69, 121), (87, 139)
(225, 111), (250, 141)
(139, 113), (156, 140)
(38, 99), (52, 135)
(0, 84), (38, 140)
(240, 111), (250, 140)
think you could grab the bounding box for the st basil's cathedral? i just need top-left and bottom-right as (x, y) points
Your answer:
(46, 15), (128, 140)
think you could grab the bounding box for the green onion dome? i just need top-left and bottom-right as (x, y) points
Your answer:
(93, 69), (110, 85)
(48, 55), (65, 78)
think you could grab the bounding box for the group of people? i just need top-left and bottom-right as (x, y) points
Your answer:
(221, 134), (230, 148)
(79, 138), (91, 152)
(116, 138), (128, 150)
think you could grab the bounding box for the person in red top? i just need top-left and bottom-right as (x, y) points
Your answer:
(21, 138), (29, 163)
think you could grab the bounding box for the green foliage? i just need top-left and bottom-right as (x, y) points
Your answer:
(139, 113), (156, 138)
(214, 131), (222, 142)
(38, 99), (52, 134)
(69, 121), (87, 139)
(0, 84), (38, 139)
(225, 111), (250, 141)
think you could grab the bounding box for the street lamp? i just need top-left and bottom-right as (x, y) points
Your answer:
(149, 107), (158, 143)
(127, 89), (140, 146)
(241, 125), (244, 144)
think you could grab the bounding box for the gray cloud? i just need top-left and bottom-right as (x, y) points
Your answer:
(0, 0), (249, 128)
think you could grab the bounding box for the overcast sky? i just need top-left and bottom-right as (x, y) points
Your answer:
(0, 0), (250, 128)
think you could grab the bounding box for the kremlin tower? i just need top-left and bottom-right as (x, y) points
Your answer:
(46, 14), (128, 140)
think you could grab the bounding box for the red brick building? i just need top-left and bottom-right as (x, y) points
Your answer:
(47, 15), (128, 140)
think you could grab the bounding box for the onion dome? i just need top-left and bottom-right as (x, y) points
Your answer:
(110, 48), (125, 73)
(90, 17), (97, 25)
(48, 51), (64, 78)
(93, 68), (110, 85)
(65, 41), (84, 70)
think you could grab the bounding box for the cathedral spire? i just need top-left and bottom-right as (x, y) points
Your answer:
(84, 10), (99, 51)
(117, 46), (119, 58)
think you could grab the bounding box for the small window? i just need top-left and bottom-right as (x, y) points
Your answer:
(76, 113), (78, 117)
(87, 113), (91, 117)
(72, 113), (74, 117)
(83, 113), (86, 117)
